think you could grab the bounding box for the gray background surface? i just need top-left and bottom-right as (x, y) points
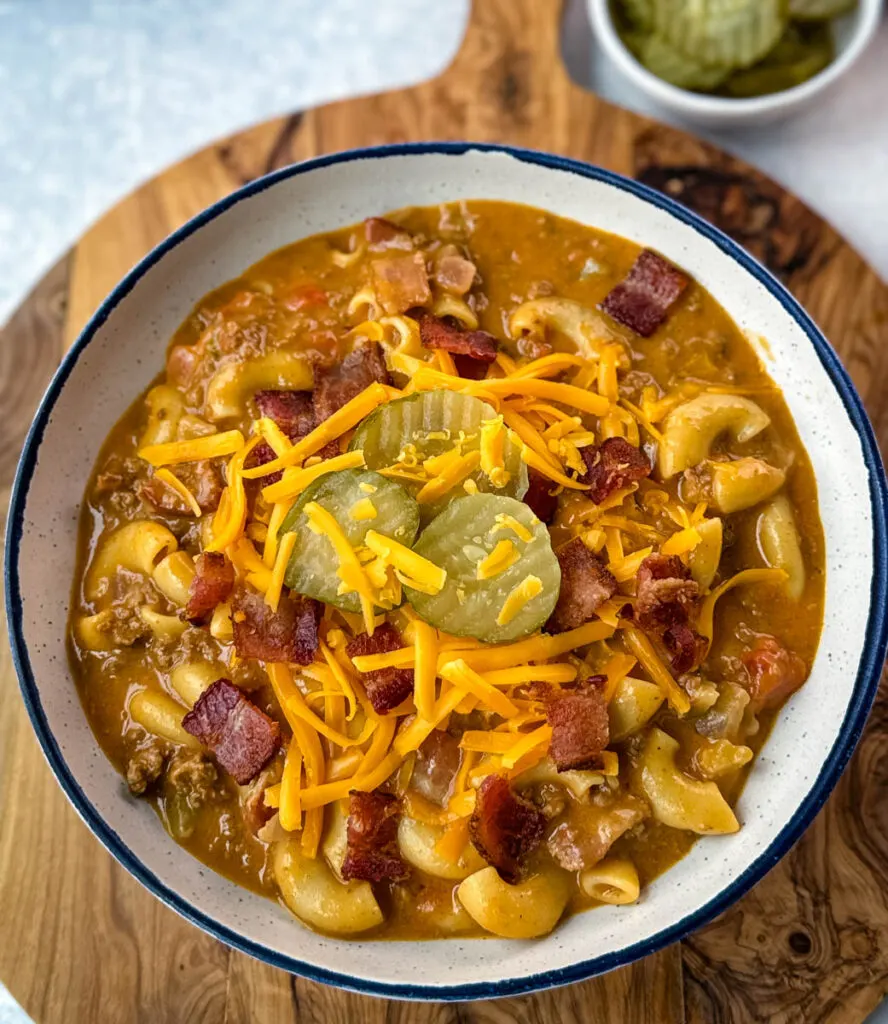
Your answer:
(0, 0), (886, 1020)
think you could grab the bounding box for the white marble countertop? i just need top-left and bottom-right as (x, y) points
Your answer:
(0, 1), (886, 1020)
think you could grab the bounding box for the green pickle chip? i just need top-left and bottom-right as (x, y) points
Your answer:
(652, 0), (787, 70)
(630, 31), (732, 90)
(350, 389), (528, 523)
(280, 469), (419, 611)
(722, 22), (833, 96)
(404, 494), (561, 644)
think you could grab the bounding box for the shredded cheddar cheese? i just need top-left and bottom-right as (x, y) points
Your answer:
(476, 539), (520, 580)
(349, 497), (378, 521)
(264, 531), (297, 613)
(364, 530), (446, 594)
(261, 449), (365, 504)
(242, 383), (388, 478)
(413, 620), (438, 721)
(439, 659), (519, 719)
(496, 575), (543, 626)
(479, 416), (511, 488)
(138, 429), (245, 467)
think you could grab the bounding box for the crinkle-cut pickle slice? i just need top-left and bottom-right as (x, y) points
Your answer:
(722, 23), (833, 96)
(652, 0), (786, 70)
(404, 494), (560, 644)
(280, 469), (419, 611)
(628, 31), (732, 90)
(349, 390), (528, 521)
(789, 0), (856, 19)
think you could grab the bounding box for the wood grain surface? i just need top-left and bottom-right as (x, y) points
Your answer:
(1, 1), (887, 1021)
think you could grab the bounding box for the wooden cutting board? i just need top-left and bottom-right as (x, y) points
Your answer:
(1, 1), (887, 1021)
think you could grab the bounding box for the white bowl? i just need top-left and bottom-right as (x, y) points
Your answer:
(588, 0), (884, 128)
(6, 143), (888, 1000)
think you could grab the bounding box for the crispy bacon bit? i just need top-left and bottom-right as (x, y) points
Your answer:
(371, 252), (431, 314)
(364, 216), (413, 250)
(140, 459), (223, 516)
(182, 679), (281, 785)
(242, 762), (282, 834)
(547, 538), (617, 633)
(341, 790), (408, 882)
(635, 554), (699, 631)
(244, 440), (283, 485)
(548, 791), (648, 871)
(468, 774), (546, 883)
(522, 468), (559, 525)
(186, 552), (235, 625)
(410, 729), (462, 807)
(635, 554), (706, 673)
(434, 254), (477, 295)
(415, 311), (498, 364)
(313, 342), (390, 425)
(600, 249), (690, 338)
(254, 390), (315, 440)
(231, 587), (320, 665)
(581, 437), (651, 505)
(741, 635), (807, 710)
(346, 623), (414, 714)
(545, 680), (610, 772)
(664, 622), (709, 675)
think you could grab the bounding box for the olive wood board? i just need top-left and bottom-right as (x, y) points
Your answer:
(1, 0), (887, 1021)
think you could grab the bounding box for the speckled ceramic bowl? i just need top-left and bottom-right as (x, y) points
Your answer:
(6, 143), (888, 1000)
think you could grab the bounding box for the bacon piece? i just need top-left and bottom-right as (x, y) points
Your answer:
(522, 468), (559, 525)
(244, 440), (283, 486)
(182, 679), (281, 785)
(664, 622), (709, 675)
(346, 623), (414, 714)
(140, 459), (223, 515)
(415, 311), (498, 363)
(313, 342), (389, 425)
(231, 587), (320, 665)
(253, 390), (315, 440)
(341, 790), (408, 882)
(545, 680), (610, 772)
(548, 791), (648, 871)
(581, 437), (651, 505)
(364, 216), (413, 250)
(547, 538), (617, 633)
(600, 249), (690, 337)
(468, 774), (546, 883)
(635, 554), (706, 673)
(741, 635), (807, 710)
(410, 729), (462, 807)
(186, 552), (235, 625)
(433, 254), (477, 295)
(635, 554), (699, 631)
(371, 252), (431, 314)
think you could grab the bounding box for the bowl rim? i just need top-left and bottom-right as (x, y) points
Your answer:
(5, 140), (888, 1001)
(587, 0), (884, 118)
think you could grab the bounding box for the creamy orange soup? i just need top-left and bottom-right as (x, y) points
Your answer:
(69, 201), (823, 940)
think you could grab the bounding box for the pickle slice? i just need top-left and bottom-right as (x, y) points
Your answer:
(722, 23), (833, 96)
(404, 494), (560, 644)
(653, 0), (786, 69)
(789, 0), (856, 19)
(350, 390), (528, 521)
(281, 469), (419, 611)
(631, 32), (732, 90)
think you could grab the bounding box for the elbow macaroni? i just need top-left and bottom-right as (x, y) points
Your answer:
(87, 521), (178, 599)
(579, 858), (640, 905)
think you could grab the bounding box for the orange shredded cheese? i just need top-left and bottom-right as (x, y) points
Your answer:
(261, 449), (366, 504)
(264, 531), (297, 613)
(138, 429), (245, 467)
(622, 625), (691, 715)
(439, 659), (520, 718)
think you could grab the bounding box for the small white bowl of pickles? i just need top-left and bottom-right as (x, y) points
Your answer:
(589, 0), (883, 127)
